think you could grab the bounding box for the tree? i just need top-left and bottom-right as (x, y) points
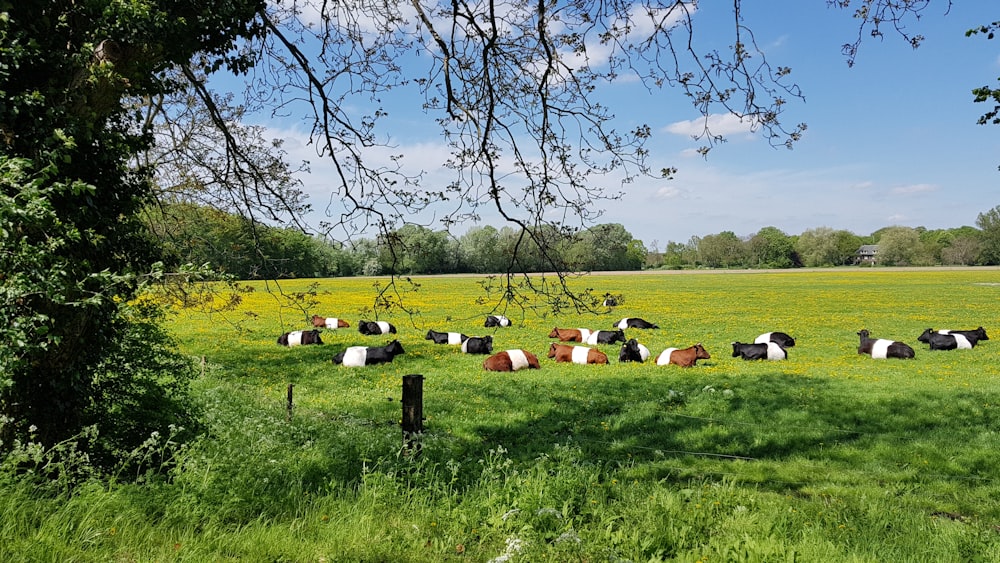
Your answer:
(698, 231), (748, 269)
(748, 226), (798, 268)
(1, 0), (265, 459)
(875, 226), (924, 266)
(976, 205), (1000, 264)
(968, 22), (1000, 159)
(795, 227), (862, 267)
(941, 236), (982, 266)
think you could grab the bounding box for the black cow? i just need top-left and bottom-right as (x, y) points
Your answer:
(614, 317), (659, 330)
(332, 340), (405, 366)
(461, 336), (494, 354)
(754, 331), (796, 348)
(426, 329), (468, 345)
(484, 315), (512, 328)
(618, 338), (650, 363)
(586, 329), (626, 346)
(277, 329), (323, 347)
(358, 320), (397, 335)
(857, 329), (914, 359)
(732, 341), (787, 361)
(917, 328), (977, 350)
(934, 327), (989, 342)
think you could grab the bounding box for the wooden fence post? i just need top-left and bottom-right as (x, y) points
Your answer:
(286, 384), (294, 421)
(401, 374), (424, 457)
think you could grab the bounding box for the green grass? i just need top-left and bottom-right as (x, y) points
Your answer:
(5, 268), (1000, 561)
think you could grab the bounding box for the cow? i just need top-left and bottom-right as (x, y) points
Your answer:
(332, 340), (405, 366)
(857, 329), (915, 359)
(485, 315), (512, 328)
(310, 315), (350, 329)
(602, 293), (621, 307)
(548, 327), (593, 342)
(614, 318), (659, 330)
(585, 329), (626, 346)
(425, 329), (468, 345)
(917, 328), (977, 350)
(277, 329), (324, 347)
(731, 341), (787, 361)
(934, 327), (989, 342)
(547, 343), (609, 364)
(754, 331), (796, 348)
(483, 349), (541, 371)
(461, 336), (494, 354)
(358, 320), (397, 335)
(655, 343), (711, 367)
(618, 338), (651, 363)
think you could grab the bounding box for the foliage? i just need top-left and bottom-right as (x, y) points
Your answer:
(967, 21), (1000, 142)
(977, 205), (1000, 265)
(875, 226), (926, 266)
(0, 0), (263, 462)
(794, 227), (863, 267)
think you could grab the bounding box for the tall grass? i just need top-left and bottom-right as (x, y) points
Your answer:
(3, 269), (1000, 561)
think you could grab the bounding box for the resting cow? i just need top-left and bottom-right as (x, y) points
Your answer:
(548, 327), (593, 342)
(547, 343), (609, 364)
(934, 327), (989, 342)
(461, 336), (494, 354)
(586, 329), (626, 346)
(614, 318), (659, 330)
(332, 340), (405, 366)
(426, 329), (468, 345)
(754, 331), (796, 348)
(277, 329), (324, 347)
(655, 344), (711, 367)
(732, 341), (787, 361)
(618, 338), (651, 363)
(484, 315), (512, 328)
(917, 328), (977, 350)
(311, 315), (350, 329)
(857, 329), (914, 359)
(358, 320), (397, 335)
(483, 349), (540, 371)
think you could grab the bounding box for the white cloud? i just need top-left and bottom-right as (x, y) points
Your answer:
(654, 186), (688, 200)
(890, 183), (937, 195)
(664, 113), (759, 139)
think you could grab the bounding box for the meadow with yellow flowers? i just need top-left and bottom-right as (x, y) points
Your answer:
(4, 269), (1000, 561)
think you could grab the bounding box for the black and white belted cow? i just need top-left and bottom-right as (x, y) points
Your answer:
(461, 336), (494, 354)
(485, 315), (512, 328)
(857, 329), (914, 359)
(917, 328), (978, 350)
(332, 340), (405, 366)
(425, 329), (468, 345)
(732, 341), (787, 361)
(277, 329), (324, 347)
(358, 320), (397, 335)
(754, 331), (796, 348)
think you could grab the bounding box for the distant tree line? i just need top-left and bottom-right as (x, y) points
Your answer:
(147, 203), (1000, 278)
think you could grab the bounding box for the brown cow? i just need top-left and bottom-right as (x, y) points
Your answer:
(548, 327), (594, 342)
(547, 343), (608, 365)
(483, 349), (541, 372)
(654, 344), (711, 367)
(311, 315), (350, 329)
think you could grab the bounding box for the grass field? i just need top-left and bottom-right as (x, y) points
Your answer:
(4, 268), (1000, 561)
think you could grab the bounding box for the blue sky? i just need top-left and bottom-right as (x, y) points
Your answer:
(256, 1), (1000, 248)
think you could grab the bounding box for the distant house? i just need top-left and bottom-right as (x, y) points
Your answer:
(856, 244), (878, 265)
